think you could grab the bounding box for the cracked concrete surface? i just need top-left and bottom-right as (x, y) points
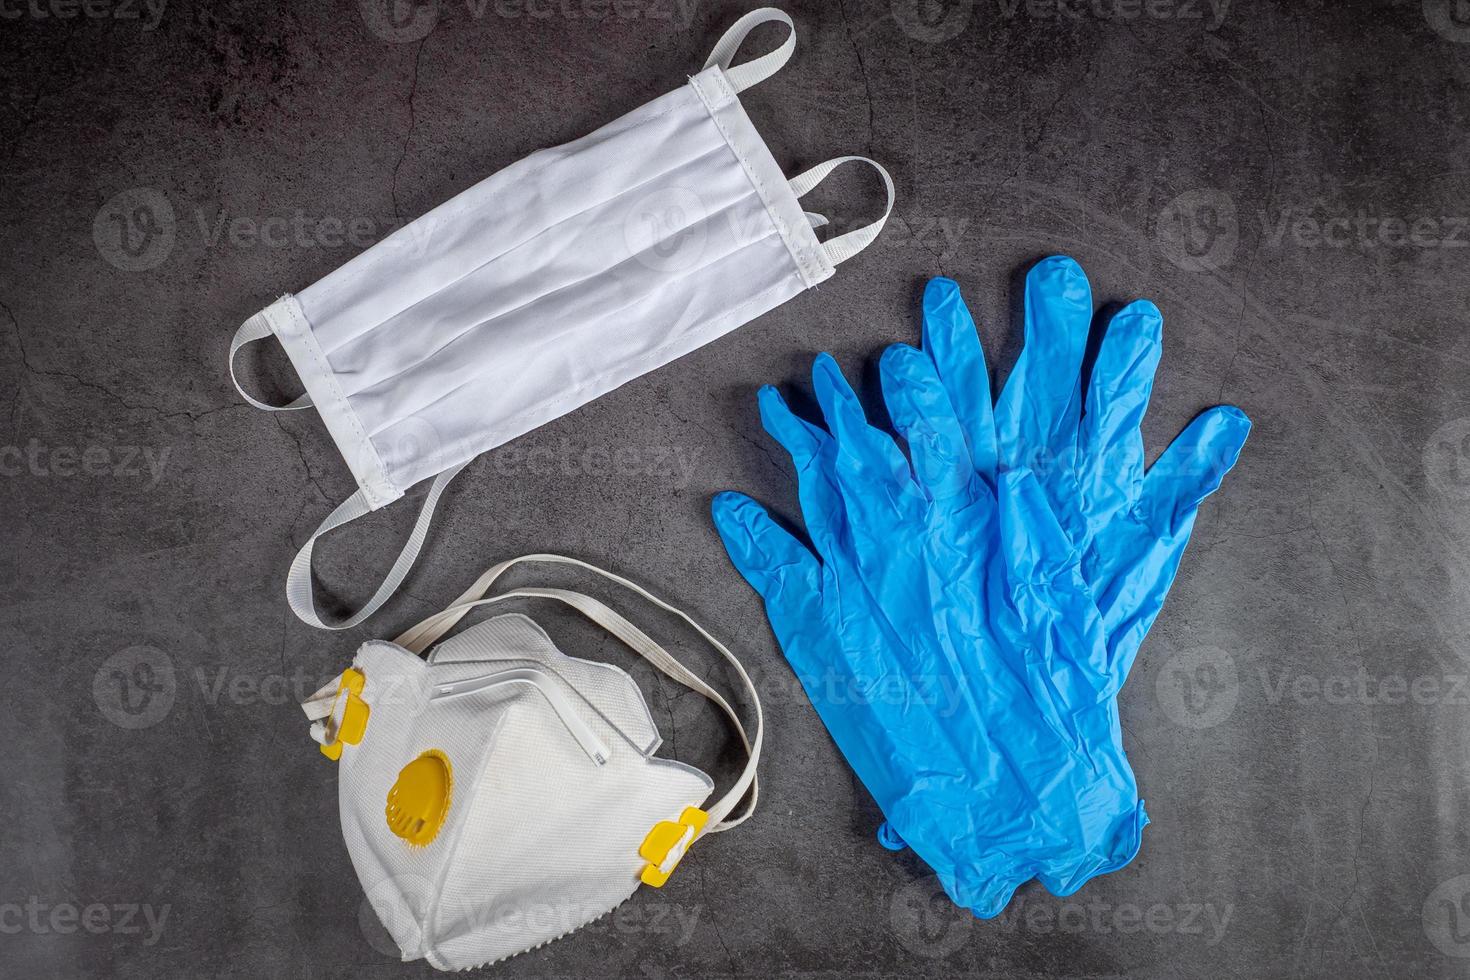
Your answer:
(3, 1), (1470, 978)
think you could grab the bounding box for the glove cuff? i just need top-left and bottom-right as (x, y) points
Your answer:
(1037, 798), (1150, 899)
(948, 799), (1150, 918)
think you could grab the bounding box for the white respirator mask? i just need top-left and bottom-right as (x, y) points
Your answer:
(301, 555), (762, 971)
(229, 7), (894, 629)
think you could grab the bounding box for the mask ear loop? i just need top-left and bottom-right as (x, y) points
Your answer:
(231, 304), (470, 631)
(228, 312), (314, 411)
(787, 156), (897, 266)
(393, 554), (763, 833)
(704, 7), (796, 94)
(283, 462), (468, 630)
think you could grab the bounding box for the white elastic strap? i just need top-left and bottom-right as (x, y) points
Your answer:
(301, 671), (355, 745)
(286, 462), (468, 630)
(394, 554), (763, 833)
(308, 687), (352, 747)
(704, 7), (795, 94)
(228, 313), (313, 411)
(788, 156), (896, 266)
(301, 676), (339, 722)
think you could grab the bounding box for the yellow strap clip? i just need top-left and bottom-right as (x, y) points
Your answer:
(320, 668), (370, 761)
(638, 806), (709, 888)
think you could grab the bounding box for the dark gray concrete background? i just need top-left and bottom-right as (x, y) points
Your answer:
(4, 0), (1470, 977)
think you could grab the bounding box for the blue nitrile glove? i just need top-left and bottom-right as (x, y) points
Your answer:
(973, 258), (1252, 686)
(711, 261), (1248, 916)
(712, 360), (1146, 917)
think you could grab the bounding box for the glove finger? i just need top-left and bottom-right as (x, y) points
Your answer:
(1102, 413), (1244, 679)
(1080, 299), (1162, 510)
(879, 342), (977, 503)
(811, 353), (924, 519)
(1138, 405), (1251, 530)
(920, 277), (998, 476)
(711, 497), (962, 773)
(711, 491), (858, 695)
(711, 490), (821, 605)
(758, 383), (829, 469)
(1092, 407), (1249, 681)
(995, 256), (1091, 474)
(760, 380), (971, 711)
(756, 385), (853, 569)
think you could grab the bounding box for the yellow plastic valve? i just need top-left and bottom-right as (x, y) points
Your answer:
(385, 750), (453, 847)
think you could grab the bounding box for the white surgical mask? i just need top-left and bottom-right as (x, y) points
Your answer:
(302, 555), (762, 971)
(228, 7), (894, 629)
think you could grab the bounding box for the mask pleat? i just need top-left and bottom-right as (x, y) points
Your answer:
(296, 86), (719, 359)
(367, 226), (794, 487)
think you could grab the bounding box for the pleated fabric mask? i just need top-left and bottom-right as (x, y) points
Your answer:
(227, 7), (894, 628)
